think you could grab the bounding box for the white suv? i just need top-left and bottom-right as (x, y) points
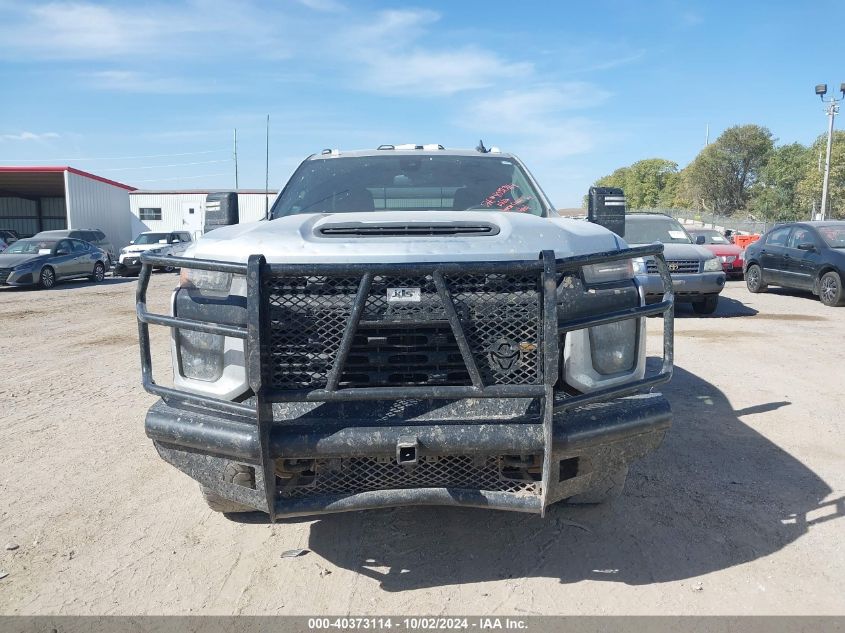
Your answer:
(115, 231), (192, 276)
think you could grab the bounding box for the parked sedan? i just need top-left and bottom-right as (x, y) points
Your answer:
(33, 229), (116, 267)
(688, 228), (745, 278)
(744, 221), (845, 306)
(0, 237), (109, 289)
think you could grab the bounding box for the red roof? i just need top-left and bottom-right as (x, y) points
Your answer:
(0, 166), (136, 191)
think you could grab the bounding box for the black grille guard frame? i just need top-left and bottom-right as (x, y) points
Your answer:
(137, 245), (674, 517)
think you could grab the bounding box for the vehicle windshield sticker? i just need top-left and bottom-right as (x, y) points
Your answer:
(668, 230), (687, 239)
(482, 184), (533, 213)
(38, 249), (51, 254)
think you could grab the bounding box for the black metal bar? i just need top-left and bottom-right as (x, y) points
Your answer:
(274, 488), (543, 518)
(558, 299), (671, 333)
(554, 244), (664, 270)
(539, 250), (558, 515)
(553, 372), (671, 414)
(268, 259), (544, 276)
(266, 383), (546, 402)
(324, 273), (373, 391)
(139, 252), (248, 274)
(652, 253), (675, 377)
(247, 254), (275, 519)
(432, 271), (484, 389)
(137, 309), (248, 338)
(136, 263), (155, 391)
(147, 383), (256, 417)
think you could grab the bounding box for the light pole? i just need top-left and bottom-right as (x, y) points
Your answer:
(815, 83), (845, 220)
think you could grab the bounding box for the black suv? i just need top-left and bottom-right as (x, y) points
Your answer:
(744, 221), (845, 306)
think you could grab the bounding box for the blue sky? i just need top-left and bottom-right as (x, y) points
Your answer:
(1, 0), (844, 207)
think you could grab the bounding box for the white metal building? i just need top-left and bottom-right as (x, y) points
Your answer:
(128, 189), (278, 239)
(0, 166), (135, 248)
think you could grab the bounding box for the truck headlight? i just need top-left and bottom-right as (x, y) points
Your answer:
(177, 330), (225, 381)
(703, 257), (722, 272)
(582, 259), (634, 283)
(632, 257), (647, 275)
(588, 319), (638, 375)
(179, 268), (233, 292)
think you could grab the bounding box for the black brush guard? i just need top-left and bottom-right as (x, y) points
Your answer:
(137, 246), (674, 519)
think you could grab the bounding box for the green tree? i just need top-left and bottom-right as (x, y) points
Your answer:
(623, 158), (679, 208)
(751, 142), (812, 220)
(796, 131), (845, 219)
(685, 124), (774, 214)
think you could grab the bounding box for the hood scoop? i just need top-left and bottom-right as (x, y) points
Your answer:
(316, 221), (500, 238)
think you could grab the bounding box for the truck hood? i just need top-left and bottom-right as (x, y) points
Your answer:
(627, 241), (715, 261)
(701, 243), (743, 257)
(186, 212), (626, 263)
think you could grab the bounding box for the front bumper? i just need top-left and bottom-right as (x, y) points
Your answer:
(147, 392), (671, 517)
(0, 268), (36, 286)
(639, 271), (725, 301)
(136, 245), (675, 520)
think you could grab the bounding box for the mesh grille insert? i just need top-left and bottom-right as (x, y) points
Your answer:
(265, 271), (542, 390)
(278, 455), (540, 498)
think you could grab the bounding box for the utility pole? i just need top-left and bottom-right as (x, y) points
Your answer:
(705, 123), (710, 146)
(265, 115), (270, 218)
(233, 128), (239, 190)
(815, 83), (844, 220)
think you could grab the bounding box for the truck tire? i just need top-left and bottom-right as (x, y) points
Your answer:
(566, 465), (629, 504)
(819, 271), (845, 307)
(745, 264), (766, 293)
(199, 463), (256, 514)
(692, 295), (719, 315)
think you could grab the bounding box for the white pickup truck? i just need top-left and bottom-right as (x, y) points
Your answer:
(136, 145), (675, 520)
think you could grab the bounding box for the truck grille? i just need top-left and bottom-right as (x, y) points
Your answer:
(0, 268), (11, 285)
(265, 273), (541, 390)
(278, 455), (540, 498)
(647, 259), (700, 274)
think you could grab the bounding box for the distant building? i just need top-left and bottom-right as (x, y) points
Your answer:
(128, 189), (278, 239)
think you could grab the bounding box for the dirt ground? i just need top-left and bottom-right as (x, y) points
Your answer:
(0, 273), (843, 615)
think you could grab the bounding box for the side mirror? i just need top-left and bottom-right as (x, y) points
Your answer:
(129, 240), (135, 245)
(586, 186), (625, 237)
(205, 191), (239, 233)
(695, 235), (706, 245)
(56, 248), (70, 256)
(797, 242), (816, 251)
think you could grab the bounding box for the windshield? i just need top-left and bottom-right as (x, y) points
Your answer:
(271, 154), (547, 218)
(4, 239), (57, 254)
(691, 230), (729, 244)
(818, 226), (845, 248)
(625, 217), (692, 244)
(134, 233), (169, 245)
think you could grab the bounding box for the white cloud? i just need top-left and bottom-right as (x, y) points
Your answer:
(338, 9), (532, 96)
(0, 1), (289, 61)
(294, 0), (345, 12)
(0, 131), (61, 142)
(86, 70), (229, 94)
(460, 84), (611, 160)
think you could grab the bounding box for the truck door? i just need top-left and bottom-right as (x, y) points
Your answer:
(785, 226), (821, 290)
(759, 226), (791, 286)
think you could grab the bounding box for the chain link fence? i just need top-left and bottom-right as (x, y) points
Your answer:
(637, 208), (784, 235)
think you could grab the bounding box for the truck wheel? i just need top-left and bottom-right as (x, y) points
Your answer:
(745, 264), (766, 293)
(199, 463), (256, 514)
(819, 271), (845, 307)
(692, 295), (719, 315)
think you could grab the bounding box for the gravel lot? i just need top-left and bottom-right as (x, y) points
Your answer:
(1, 274), (843, 615)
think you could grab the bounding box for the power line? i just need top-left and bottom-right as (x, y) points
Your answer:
(133, 172), (231, 183)
(101, 159), (231, 172)
(0, 149), (228, 163)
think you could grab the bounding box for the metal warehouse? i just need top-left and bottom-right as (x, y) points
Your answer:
(128, 190), (277, 239)
(0, 166), (135, 248)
